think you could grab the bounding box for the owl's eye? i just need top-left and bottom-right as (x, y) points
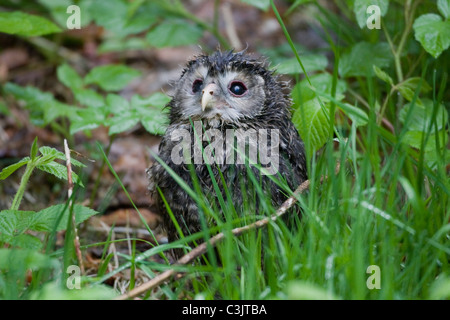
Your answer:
(192, 79), (203, 93)
(228, 81), (247, 96)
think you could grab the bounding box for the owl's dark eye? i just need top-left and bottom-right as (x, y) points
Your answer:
(192, 79), (203, 93)
(228, 81), (247, 96)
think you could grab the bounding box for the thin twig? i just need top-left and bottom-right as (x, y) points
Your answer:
(64, 139), (85, 274)
(114, 162), (341, 300)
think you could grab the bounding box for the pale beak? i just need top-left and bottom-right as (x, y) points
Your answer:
(201, 83), (217, 111)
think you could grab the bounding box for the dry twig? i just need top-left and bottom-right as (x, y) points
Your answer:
(115, 162), (341, 300)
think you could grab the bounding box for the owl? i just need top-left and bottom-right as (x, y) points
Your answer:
(148, 50), (307, 258)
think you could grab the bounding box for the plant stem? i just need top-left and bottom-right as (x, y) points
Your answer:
(10, 161), (35, 211)
(89, 135), (116, 209)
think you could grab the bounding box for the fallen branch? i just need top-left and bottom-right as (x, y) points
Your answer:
(115, 162), (341, 300)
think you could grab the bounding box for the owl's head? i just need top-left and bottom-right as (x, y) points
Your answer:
(167, 50), (290, 124)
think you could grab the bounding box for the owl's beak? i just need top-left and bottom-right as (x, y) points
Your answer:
(201, 83), (217, 111)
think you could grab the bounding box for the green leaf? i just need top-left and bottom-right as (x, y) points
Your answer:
(84, 65), (141, 91)
(131, 92), (170, 109)
(30, 137), (38, 161)
(37, 162), (84, 187)
(373, 65), (393, 86)
(399, 99), (448, 132)
(339, 42), (392, 77)
(57, 64), (83, 90)
(276, 54), (328, 75)
(292, 72), (347, 106)
(241, 0), (271, 11)
(131, 94), (169, 135)
(107, 113), (140, 135)
(106, 93), (130, 114)
(413, 14), (450, 58)
(73, 88), (105, 108)
(7, 234), (43, 250)
(32, 281), (117, 300)
(0, 248), (59, 270)
(39, 146), (86, 168)
(146, 19), (204, 48)
(36, 204), (98, 231)
(339, 102), (369, 127)
(0, 157), (30, 180)
(438, 0), (450, 20)
(0, 11), (61, 36)
(353, 0), (389, 29)
(292, 98), (333, 155)
(0, 102), (10, 116)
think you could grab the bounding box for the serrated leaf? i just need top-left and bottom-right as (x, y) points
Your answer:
(84, 65), (141, 91)
(292, 98), (333, 155)
(373, 65), (393, 85)
(57, 64), (83, 90)
(8, 234), (43, 250)
(339, 42), (391, 77)
(39, 146), (86, 168)
(413, 14), (450, 58)
(276, 54), (328, 75)
(0, 157), (30, 180)
(146, 19), (204, 48)
(37, 162), (84, 187)
(353, 0), (389, 29)
(0, 11), (61, 36)
(399, 77), (432, 93)
(36, 204), (98, 231)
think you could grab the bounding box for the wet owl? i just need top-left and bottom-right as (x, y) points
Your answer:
(148, 50), (307, 257)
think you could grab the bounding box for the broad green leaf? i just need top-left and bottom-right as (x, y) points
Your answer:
(131, 92), (170, 109)
(84, 65), (141, 91)
(107, 113), (140, 135)
(402, 129), (448, 167)
(57, 64), (83, 90)
(353, 0), (389, 29)
(399, 99), (448, 132)
(88, 0), (157, 37)
(4, 82), (77, 125)
(438, 0), (450, 19)
(98, 37), (150, 53)
(140, 109), (169, 135)
(339, 42), (391, 77)
(0, 157), (30, 180)
(398, 77), (432, 94)
(338, 103), (369, 127)
(37, 162), (84, 187)
(0, 11), (61, 36)
(292, 72), (347, 106)
(146, 19), (204, 48)
(106, 93), (130, 114)
(36, 204), (98, 231)
(242, 0), (271, 11)
(276, 54), (328, 75)
(413, 14), (450, 58)
(0, 248), (59, 270)
(292, 98), (333, 155)
(73, 88), (105, 108)
(7, 234), (43, 250)
(39, 146), (86, 168)
(32, 281), (117, 300)
(373, 65), (393, 85)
